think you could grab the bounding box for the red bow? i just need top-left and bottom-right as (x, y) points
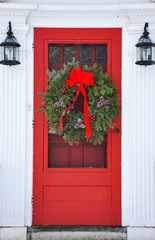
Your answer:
(59, 68), (94, 138)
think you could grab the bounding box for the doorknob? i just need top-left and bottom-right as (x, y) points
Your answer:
(113, 128), (120, 133)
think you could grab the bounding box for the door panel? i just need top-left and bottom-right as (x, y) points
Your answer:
(33, 28), (121, 225)
(43, 202), (111, 225)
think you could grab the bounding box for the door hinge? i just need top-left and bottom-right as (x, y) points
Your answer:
(31, 195), (33, 205)
(32, 42), (34, 51)
(32, 118), (34, 128)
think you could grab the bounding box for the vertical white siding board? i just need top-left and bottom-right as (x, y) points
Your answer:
(153, 65), (155, 223)
(145, 67), (150, 222)
(149, 67), (153, 219)
(1, 66), (4, 225)
(146, 65), (155, 225)
(141, 66), (145, 224)
(129, 55), (134, 225)
(134, 59), (139, 223)
(150, 68), (155, 221)
(4, 66), (9, 223)
(2, 66), (6, 223)
(128, 53), (132, 226)
(1, 64), (4, 224)
(20, 54), (27, 225)
(0, 64), (3, 226)
(138, 66), (142, 224)
(152, 65), (155, 223)
(144, 66), (148, 223)
(14, 67), (21, 224)
(135, 59), (139, 223)
(138, 62), (142, 223)
(12, 67), (18, 222)
(121, 26), (130, 226)
(151, 66), (155, 225)
(131, 55), (135, 224)
(24, 26), (34, 226)
(149, 66), (154, 222)
(134, 57), (139, 224)
(144, 67), (149, 224)
(10, 67), (14, 221)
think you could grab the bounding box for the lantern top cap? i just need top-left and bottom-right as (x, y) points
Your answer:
(136, 22), (155, 47)
(0, 21), (21, 47)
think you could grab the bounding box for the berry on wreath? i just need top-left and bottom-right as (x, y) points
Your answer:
(91, 116), (96, 122)
(62, 88), (67, 94)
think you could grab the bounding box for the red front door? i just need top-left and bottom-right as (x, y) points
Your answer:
(33, 28), (121, 225)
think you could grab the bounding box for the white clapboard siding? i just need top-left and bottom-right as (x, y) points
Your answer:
(122, 29), (155, 226)
(0, 24), (30, 226)
(129, 54), (155, 226)
(0, 62), (25, 226)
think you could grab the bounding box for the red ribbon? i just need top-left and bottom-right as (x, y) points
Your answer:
(59, 68), (94, 138)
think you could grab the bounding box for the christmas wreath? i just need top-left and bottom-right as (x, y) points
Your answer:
(38, 60), (120, 145)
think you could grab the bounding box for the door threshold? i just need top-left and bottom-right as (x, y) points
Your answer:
(27, 226), (127, 240)
(28, 225), (127, 232)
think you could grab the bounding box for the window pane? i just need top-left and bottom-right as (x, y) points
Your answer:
(64, 45), (76, 63)
(96, 44), (107, 64)
(48, 45), (60, 64)
(48, 135), (69, 168)
(48, 134), (107, 168)
(80, 45), (92, 64)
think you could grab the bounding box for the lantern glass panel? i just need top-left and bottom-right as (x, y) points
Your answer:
(4, 46), (13, 61)
(137, 47), (142, 61)
(1, 46), (5, 61)
(13, 47), (19, 61)
(142, 46), (151, 61)
(151, 46), (155, 61)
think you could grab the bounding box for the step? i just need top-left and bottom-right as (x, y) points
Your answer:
(27, 226), (127, 240)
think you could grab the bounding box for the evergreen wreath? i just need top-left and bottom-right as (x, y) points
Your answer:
(38, 60), (120, 145)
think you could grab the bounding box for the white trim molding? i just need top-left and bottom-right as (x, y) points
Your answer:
(0, 227), (26, 240)
(127, 227), (155, 240)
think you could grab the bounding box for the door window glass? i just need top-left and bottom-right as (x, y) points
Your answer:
(96, 44), (107, 64)
(48, 43), (108, 168)
(48, 135), (107, 168)
(49, 45), (60, 64)
(80, 45), (92, 64)
(64, 45), (76, 63)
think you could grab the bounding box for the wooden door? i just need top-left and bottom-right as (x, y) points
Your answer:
(33, 28), (121, 225)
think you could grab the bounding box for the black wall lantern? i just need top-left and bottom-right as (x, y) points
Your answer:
(0, 22), (20, 66)
(135, 23), (155, 66)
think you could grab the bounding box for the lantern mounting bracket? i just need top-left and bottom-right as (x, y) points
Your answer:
(143, 22), (149, 37)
